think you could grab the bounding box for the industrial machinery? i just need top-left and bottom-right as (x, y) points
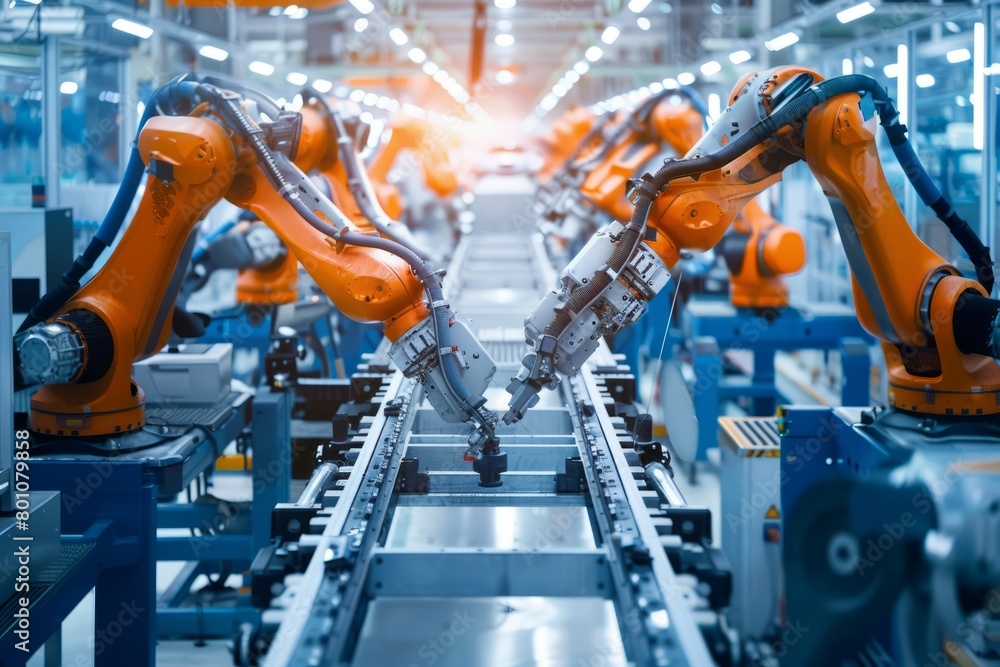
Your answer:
(529, 87), (865, 452)
(296, 92), (434, 260)
(505, 66), (1000, 663)
(367, 113), (463, 204)
(532, 105), (596, 183)
(365, 111), (472, 249)
(243, 222), (737, 667)
(13, 76), (497, 457)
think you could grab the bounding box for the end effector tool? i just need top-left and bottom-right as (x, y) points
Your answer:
(389, 311), (499, 444)
(504, 220), (671, 424)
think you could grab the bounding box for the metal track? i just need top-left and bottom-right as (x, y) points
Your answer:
(260, 229), (717, 666)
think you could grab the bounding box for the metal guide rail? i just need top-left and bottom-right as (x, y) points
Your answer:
(248, 231), (732, 667)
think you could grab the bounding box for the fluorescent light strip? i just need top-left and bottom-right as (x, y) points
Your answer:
(111, 18), (153, 39)
(349, 0), (374, 14)
(248, 60), (274, 76)
(947, 48), (970, 64)
(729, 49), (751, 64)
(974, 21), (985, 151)
(765, 31), (799, 51)
(389, 28), (408, 45)
(199, 45), (229, 61)
(836, 2), (875, 24)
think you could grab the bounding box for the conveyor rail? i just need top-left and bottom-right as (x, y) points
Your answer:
(259, 229), (717, 666)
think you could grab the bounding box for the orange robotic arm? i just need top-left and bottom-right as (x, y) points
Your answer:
(296, 98), (428, 257)
(580, 92), (805, 309)
(366, 114), (462, 200)
(581, 94), (705, 223)
(506, 66), (999, 423)
(535, 106), (596, 183)
(716, 198), (806, 309)
(15, 81), (498, 449)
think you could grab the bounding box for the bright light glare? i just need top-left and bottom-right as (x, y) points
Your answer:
(349, 0), (374, 14)
(285, 72), (308, 86)
(496, 69), (515, 84)
(764, 31), (799, 51)
(842, 58), (853, 75)
(677, 71), (695, 85)
(552, 83), (567, 97)
(59, 81), (78, 95)
(573, 61), (590, 75)
(565, 70), (580, 83)
(601, 26), (620, 44)
(836, 2), (875, 24)
(407, 47), (427, 63)
(494, 0), (515, 8)
(199, 45), (229, 61)
(947, 48), (971, 63)
(248, 61), (274, 76)
(628, 0), (651, 12)
(389, 28), (408, 45)
(422, 61), (440, 75)
(540, 94), (558, 111)
(495, 33), (515, 47)
(312, 78), (333, 93)
(111, 18), (153, 39)
(585, 46), (604, 62)
(729, 49), (751, 64)
(915, 74), (935, 88)
(662, 77), (678, 89)
(707, 93), (721, 120)
(354, 17), (368, 32)
(700, 60), (721, 76)
(883, 63), (899, 78)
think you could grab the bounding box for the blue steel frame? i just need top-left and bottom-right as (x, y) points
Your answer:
(685, 299), (873, 461)
(0, 387), (292, 661)
(0, 460), (158, 665)
(155, 389), (291, 638)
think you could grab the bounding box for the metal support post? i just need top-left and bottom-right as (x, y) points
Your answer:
(42, 37), (60, 208)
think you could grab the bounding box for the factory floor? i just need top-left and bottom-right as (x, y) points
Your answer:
(25, 435), (723, 667)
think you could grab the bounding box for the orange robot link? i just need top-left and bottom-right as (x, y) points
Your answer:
(30, 115), (237, 436)
(235, 250), (300, 306)
(582, 99), (704, 223)
(581, 94), (804, 310)
(645, 67), (1000, 414)
(508, 66), (1000, 424)
(28, 102), (427, 437)
(226, 163), (429, 341)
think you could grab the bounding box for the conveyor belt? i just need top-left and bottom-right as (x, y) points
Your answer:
(259, 229), (719, 666)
